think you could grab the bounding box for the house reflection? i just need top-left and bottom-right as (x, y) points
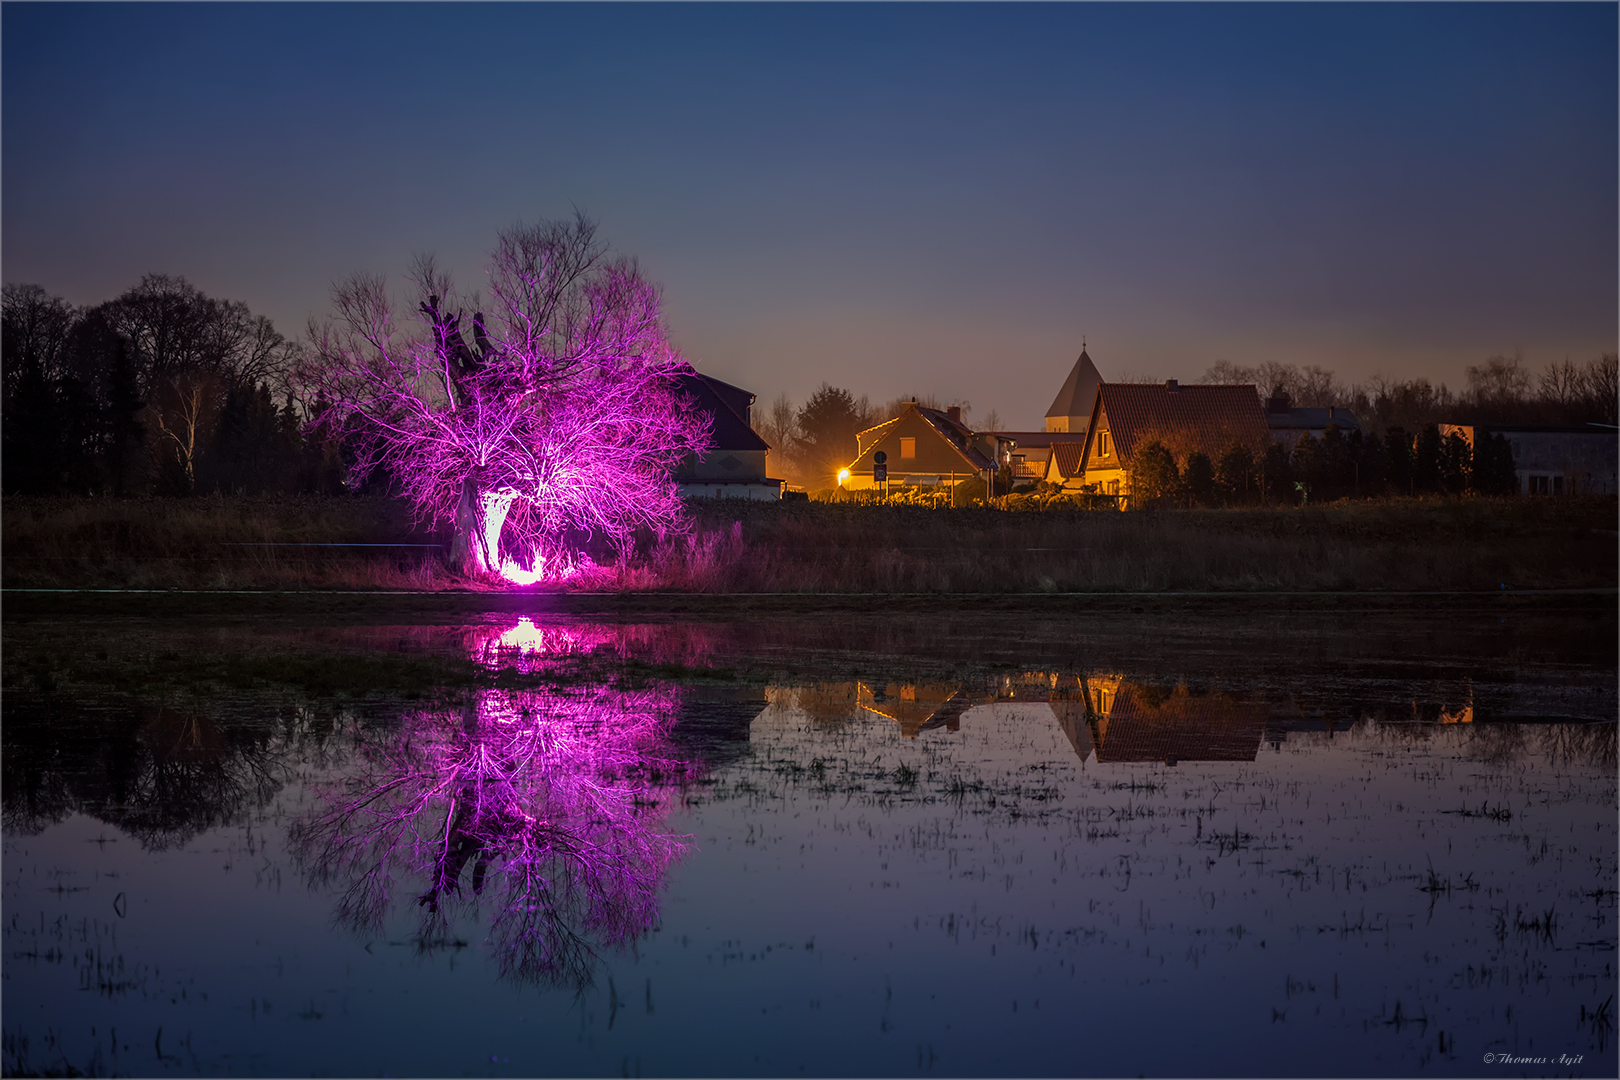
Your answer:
(857, 681), (970, 737)
(819, 672), (1283, 765)
(1078, 676), (1270, 764)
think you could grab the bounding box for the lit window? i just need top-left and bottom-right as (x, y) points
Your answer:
(1097, 431), (1110, 458)
(900, 438), (916, 459)
(1107, 479), (1119, 496)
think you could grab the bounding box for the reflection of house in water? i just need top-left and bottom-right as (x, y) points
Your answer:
(1081, 677), (1271, 764)
(857, 681), (970, 738)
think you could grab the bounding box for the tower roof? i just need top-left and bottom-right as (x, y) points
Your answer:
(1045, 349), (1103, 420)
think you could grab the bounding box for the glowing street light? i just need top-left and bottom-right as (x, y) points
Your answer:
(838, 469), (850, 487)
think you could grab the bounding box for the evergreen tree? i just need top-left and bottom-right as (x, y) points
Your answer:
(1412, 425), (1442, 493)
(1438, 431), (1471, 494)
(1215, 443), (1256, 505)
(1126, 441), (1179, 506)
(1182, 451), (1216, 507)
(1469, 431), (1517, 495)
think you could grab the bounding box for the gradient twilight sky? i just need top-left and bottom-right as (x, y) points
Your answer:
(4, 3), (1615, 427)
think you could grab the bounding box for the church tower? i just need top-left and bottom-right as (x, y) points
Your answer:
(1044, 347), (1103, 434)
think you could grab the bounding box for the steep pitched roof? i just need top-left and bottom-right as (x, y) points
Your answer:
(1091, 683), (1267, 764)
(851, 405), (995, 472)
(915, 406), (996, 471)
(1047, 441), (1087, 479)
(1046, 349), (1103, 420)
(673, 371), (770, 453)
(1088, 382), (1267, 466)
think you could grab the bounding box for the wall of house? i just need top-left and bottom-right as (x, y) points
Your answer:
(1079, 412), (1126, 497)
(844, 411), (982, 488)
(1045, 415), (1090, 436)
(1504, 432), (1618, 495)
(677, 448), (769, 482)
(676, 479), (783, 501)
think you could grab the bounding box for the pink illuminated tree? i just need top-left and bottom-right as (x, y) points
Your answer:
(291, 676), (695, 988)
(305, 215), (711, 582)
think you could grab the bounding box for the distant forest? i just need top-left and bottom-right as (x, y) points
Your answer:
(2, 276), (1615, 498)
(2, 278), (339, 497)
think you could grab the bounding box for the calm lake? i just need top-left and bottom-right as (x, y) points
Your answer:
(4, 600), (1616, 1077)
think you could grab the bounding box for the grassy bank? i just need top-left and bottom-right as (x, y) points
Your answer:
(3, 494), (1614, 594)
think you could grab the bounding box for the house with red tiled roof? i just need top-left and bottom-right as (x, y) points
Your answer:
(842, 402), (1000, 492)
(1043, 441), (1088, 487)
(1067, 381), (1269, 504)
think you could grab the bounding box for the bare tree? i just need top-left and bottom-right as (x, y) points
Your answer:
(305, 215), (711, 581)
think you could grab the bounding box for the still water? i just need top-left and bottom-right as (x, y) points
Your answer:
(4, 604), (1616, 1077)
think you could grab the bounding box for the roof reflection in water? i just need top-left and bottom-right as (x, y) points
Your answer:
(819, 672), (1312, 766)
(1082, 677), (1269, 764)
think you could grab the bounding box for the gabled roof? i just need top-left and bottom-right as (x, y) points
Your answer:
(1086, 382), (1267, 467)
(1047, 441), (1087, 479)
(851, 404), (995, 472)
(915, 406), (996, 471)
(674, 371), (770, 453)
(1046, 349), (1103, 420)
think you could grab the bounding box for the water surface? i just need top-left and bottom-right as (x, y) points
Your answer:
(5, 605), (1615, 1077)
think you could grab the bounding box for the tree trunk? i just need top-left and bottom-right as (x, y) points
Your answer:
(449, 477), (519, 579)
(450, 477), (485, 575)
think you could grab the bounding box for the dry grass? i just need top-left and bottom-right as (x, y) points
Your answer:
(1, 495), (457, 590)
(664, 496), (1617, 593)
(3, 494), (1614, 593)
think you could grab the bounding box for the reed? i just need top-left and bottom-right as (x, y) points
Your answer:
(2, 494), (1614, 593)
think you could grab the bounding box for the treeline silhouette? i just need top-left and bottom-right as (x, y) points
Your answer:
(1120, 423), (1519, 508)
(1199, 354), (1617, 430)
(1, 278), (345, 496)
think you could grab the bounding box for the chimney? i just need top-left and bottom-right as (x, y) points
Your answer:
(1165, 379), (1179, 391)
(946, 405), (962, 424)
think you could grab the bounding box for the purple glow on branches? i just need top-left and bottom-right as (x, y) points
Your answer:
(291, 636), (696, 987)
(306, 215), (712, 584)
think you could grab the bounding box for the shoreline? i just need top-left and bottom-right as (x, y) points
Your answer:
(6, 585), (1615, 619)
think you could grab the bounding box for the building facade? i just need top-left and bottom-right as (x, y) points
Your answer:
(1439, 424), (1618, 495)
(671, 372), (785, 500)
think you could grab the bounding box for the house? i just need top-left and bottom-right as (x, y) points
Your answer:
(1264, 389), (1364, 450)
(1066, 381), (1270, 503)
(672, 372), (785, 500)
(978, 430), (1077, 484)
(1043, 440), (1088, 487)
(1081, 677), (1269, 765)
(1438, 423), (1618, 495)
(841, 403), (1000, 491)
(1045, 347), (1104, 434)
(856, 681), (969, 738)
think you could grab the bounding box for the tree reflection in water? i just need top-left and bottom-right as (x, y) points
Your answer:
(293, 620), (696, 989)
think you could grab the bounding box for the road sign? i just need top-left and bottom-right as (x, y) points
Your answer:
(874, 451), (887, 464)
(874, 463), (888, 482)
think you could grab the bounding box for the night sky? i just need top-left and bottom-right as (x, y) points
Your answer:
(5, 3), (1615, 427)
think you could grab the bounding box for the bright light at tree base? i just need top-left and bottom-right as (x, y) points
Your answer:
(476, 488), (594, 586)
